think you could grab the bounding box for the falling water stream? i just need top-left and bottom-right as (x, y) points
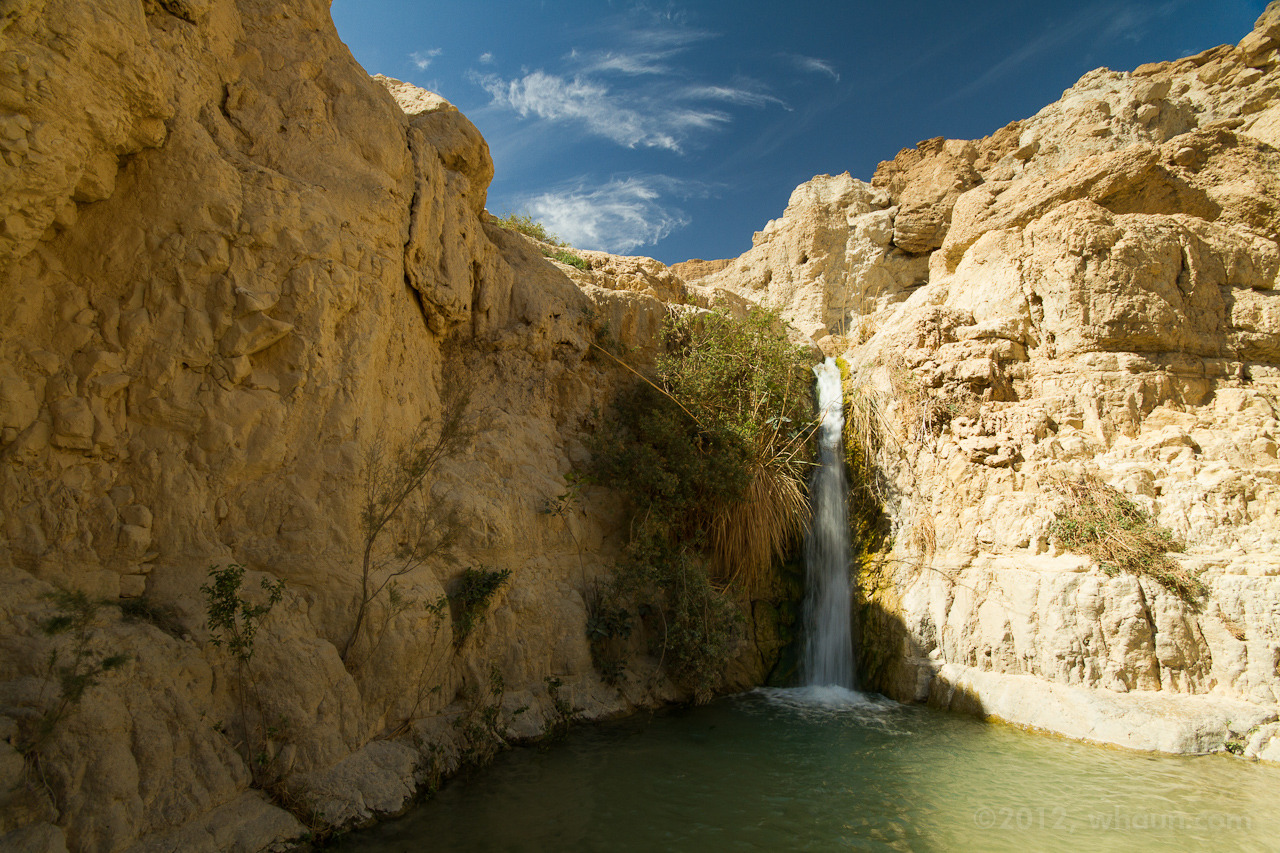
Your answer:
(803, 357), (855, 688)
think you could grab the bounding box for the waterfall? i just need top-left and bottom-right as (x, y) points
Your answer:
(802, 357), (855, 688)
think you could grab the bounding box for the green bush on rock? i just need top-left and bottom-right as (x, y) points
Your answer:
(1048, 474), (1205, 602)
(591, 304), (816, 701)
(492, 211), (590, 269)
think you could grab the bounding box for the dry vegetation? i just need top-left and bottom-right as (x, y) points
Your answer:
(1048, 474), (1206, 602)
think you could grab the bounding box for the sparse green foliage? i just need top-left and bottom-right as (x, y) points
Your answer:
(453, 664), (525, 765)
(492, 212), (591, 269)
(542, 675), (579, 741)
(382, 591), (451, 738)
(584, 586), (632, 686)
(200, 564), (287, 787)
(591, 304), (815, 701)
(655, 305), (816, 590)
(1048, 475), (1205, 602)
(22, 590), (129, 756)
(543, 469), (591, 588)
(117, 596), (184, 638)
(493, 211), (564, 245)
(600, 305), (817, 589)
(344, 385), (474, 665)
(448, 567), (512, 645)
(546, 248), (589, 269)
(202, 564), (285, 663)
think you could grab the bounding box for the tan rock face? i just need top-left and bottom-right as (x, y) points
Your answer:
(668, 257), (732, 281)
(838, 1), (1280, 751)
(697, 173), (928, 340)
(6, 0), (1280, 848)
(0, 0), (174, 275)
(0, 2), (729, 851)
(872, 136), (988, 254)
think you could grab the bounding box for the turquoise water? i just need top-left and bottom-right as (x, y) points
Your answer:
(333, 687), (1280, 852)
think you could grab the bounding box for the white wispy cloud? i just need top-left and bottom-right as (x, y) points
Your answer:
(411, 48), (442, 70)
(468, 11), (801, 154)
(473, 70), (731, 152)
(682, 84), (788, 109)
(1102, 0), (1184, 41)
(784, 54), (840, 82)
(519, 177), (693, 254)
(479, 52), (494, 64)
(579, 50), (673, 76)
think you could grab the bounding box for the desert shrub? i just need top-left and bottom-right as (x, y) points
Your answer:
(584, 585), (632, 686)
(117, 596), (184, 638)
(200, 564), (287, 786)
(453, 664), (525, 765)
(22, 590), (129, 757)
(343, 385), (474, 665)
(492, 212), (591, 269)
(449, 567), (512, 644)
(545, 248), (589, 269)
(591, 304), (815, 700)
(651, 305), (816, 590)
(542, 675), (580, 741)
(1048, 474), (1205, 602)
(493, 211), (563, 245)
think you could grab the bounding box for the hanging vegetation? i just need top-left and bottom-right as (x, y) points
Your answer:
(591, 304), (816, 700)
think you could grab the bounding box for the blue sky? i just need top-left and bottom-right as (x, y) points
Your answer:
(331, 0), (1267, 264)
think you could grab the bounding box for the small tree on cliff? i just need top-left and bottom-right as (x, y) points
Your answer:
(341, 385), (474, 665)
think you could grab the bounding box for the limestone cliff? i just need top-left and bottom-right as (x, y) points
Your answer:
(0, 2), (734, 851)
(692, 4), (1280, 757)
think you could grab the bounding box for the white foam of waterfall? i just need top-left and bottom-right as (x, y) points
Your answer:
(802, 357), (855, 688)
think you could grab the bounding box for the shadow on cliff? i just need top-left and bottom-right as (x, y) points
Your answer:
(855, 589), (989, 719)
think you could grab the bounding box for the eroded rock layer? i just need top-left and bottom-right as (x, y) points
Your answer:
(6, 1), (1280, 850)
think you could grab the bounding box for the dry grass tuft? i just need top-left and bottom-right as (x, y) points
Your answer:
(841, 363), (937, 557)
(1047, 474), (1206, 602)
(708, 453), (809, 597)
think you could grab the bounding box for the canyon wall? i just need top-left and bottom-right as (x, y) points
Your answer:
(0, 2), (750, 850)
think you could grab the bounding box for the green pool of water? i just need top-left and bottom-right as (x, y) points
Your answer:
(333, 687), (1280, 852)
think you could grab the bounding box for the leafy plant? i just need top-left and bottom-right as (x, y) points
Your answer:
(584, 585), (632, 686)
(117, 595), (184, 638)
(654, 305), (817, 590)
(543, 469), (590, 587)
(1047, 474), (1205, 602)
(201, 564), (286, 786)
(343, 385), (474, 664)
(202, 564), (285, 664)
(542, 676), (580, 742)
(448, 567), (512, 645)
(491, 212), (590, 269)
(453, 664), (525, 766)
(591, 303), (815, 701)
(545, 248), (589, 270)
(492, 211), (563, 245)
(599, 305), (817, 591)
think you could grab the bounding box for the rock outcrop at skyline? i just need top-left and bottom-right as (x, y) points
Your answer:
(4, 1), (1280, 851)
